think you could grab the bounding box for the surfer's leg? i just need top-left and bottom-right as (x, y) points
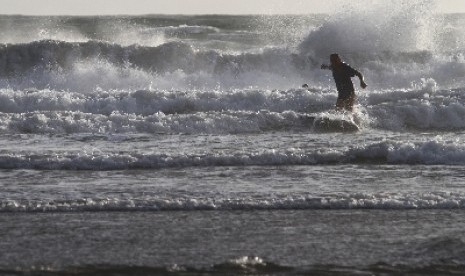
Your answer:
(336, 98), (345, 111)
(344, 93), (356, 112)
(336, 90), (354, 112)
(336, 96), (354, 112)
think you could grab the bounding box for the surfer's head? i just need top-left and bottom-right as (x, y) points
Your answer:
(330, 53), (342, 67)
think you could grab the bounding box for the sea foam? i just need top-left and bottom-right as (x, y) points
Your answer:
(2, 191), (465, 212)
(0, 140), (462, 170)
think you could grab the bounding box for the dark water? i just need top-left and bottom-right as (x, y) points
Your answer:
(1, 210), (465, 275)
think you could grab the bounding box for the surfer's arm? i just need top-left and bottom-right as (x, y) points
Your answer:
(321, 64), (332, 70)
(355, 70), (367, 89)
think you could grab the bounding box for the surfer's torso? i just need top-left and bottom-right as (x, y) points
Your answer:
(332, 63), (358, 99)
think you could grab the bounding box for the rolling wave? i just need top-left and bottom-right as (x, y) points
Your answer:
(3, 191), (465, 212)
(0, 9), (464, 92)
(0, 37), (464, 92)
(0, 140), (462, 170)
(0, 86), (464, 134)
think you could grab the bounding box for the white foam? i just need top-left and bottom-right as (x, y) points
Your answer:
(0, 86), (333, 114)
(1, 85), (465, 133)
(2, 191), (465, 212)
(366, 86), (465, 130)
(0, 140), (462, 170)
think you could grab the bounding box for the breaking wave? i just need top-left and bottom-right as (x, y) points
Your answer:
(3, 190), (465, 212)
(0, 85), (464, 134)
(0, 140), (462, 170)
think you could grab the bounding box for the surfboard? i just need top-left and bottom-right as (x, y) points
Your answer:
(299, 114), (360, 132)
(313, 116), (360, 132)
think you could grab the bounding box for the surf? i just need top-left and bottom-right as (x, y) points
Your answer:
(3, 190), (465, 212)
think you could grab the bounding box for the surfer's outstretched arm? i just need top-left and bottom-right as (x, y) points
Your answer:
(321, 64), (332, 70)
(355, 71), (367, 89)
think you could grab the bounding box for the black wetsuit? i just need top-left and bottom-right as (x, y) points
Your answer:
(332, 63), (358, 100)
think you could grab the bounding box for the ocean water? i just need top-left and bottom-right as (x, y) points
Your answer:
(1, 1), (465, 275)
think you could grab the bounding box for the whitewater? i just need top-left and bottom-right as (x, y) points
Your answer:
(1, 1), (465, 275)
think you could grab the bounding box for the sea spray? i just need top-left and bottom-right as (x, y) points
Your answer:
(299, 0), (440, 57)
(0, 2), (462, 91)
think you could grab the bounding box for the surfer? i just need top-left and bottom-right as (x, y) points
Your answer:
(321, 53), (367, 112)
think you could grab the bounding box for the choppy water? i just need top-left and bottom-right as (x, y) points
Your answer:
(1, 0), (465, 274)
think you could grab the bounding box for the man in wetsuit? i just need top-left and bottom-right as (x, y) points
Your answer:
(321, 53), (367, 112)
